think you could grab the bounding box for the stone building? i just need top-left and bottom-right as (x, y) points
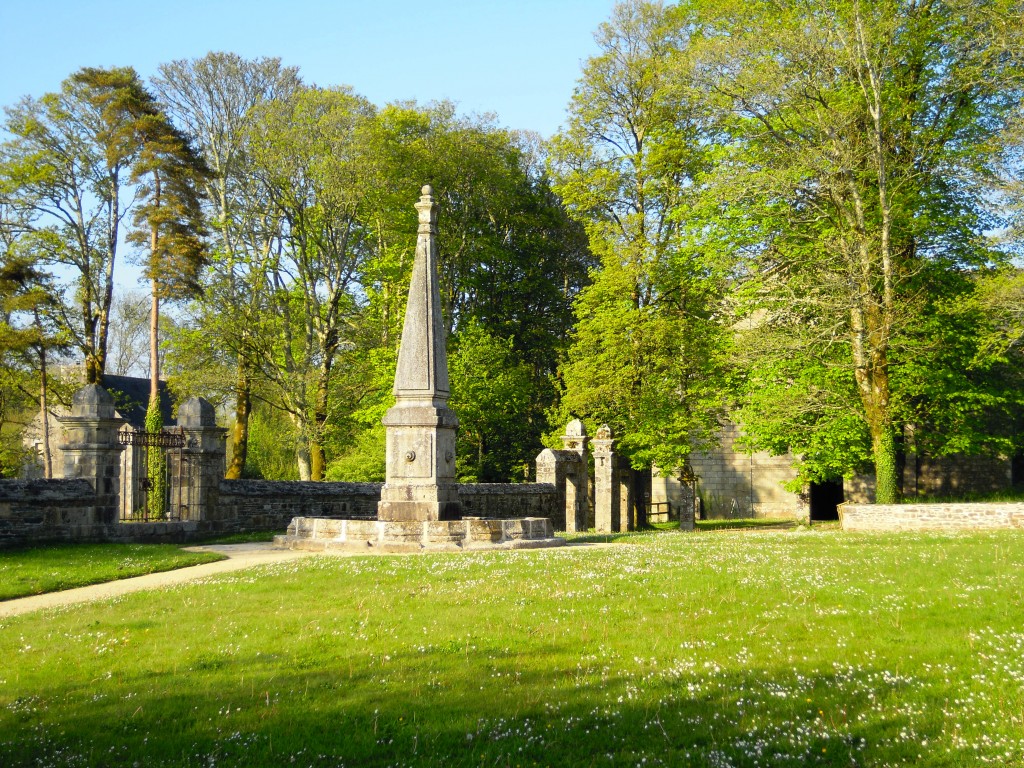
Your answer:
(653, 419), (1019, 524)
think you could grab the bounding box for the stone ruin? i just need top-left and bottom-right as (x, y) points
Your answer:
(274, 186), (565, 552)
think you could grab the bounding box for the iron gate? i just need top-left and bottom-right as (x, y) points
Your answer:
(118, 427), (190, 522)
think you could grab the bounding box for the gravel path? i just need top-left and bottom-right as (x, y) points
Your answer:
(0, 538), (607, 620)
(0, 543), (320, 619)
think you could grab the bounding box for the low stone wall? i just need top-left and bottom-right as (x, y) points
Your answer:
(277, 516), (562, 552)
(212, 479), (383, 534)
(212, 480), (558, 535)
(0, 479), (104, 546)
(840, 502), (1024, 531)
(0, 478), (563, 547)
(460, 483), (557, 520)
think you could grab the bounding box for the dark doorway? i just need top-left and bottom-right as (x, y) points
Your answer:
(809, 479), (844, 521)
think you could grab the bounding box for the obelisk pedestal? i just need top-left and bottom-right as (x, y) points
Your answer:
(377, 185), (462, 522)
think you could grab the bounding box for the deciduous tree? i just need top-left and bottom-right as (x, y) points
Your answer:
(682, 0), (1024, 500)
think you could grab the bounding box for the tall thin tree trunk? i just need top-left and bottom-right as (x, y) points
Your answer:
(225, 364), (251, 479)
(150, 269), (160, 410)
(149, 172), (162, 411)
(38, 344), (52, 479)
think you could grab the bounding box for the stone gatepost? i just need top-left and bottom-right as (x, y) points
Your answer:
(535, 449), (570, 531)
(60, 384), (126, 524)
(535, 421), (589, 533)
(561, 419), (589, 533)
(592, 424), (620, 533)
(173, 397), (227, 522)
(618, 466), (636, 532)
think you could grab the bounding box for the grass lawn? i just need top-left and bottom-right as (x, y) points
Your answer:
(1, 529), (1022, 767)
(0, 543), (226, 601)
(694, 518), (800, 532)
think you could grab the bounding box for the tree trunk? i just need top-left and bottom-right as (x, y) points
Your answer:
(309, 365), (331, 481)
(150, 273), (160, 409)
(309, 439), (325, 482)
(296, 441), (312, 482)
(225, 365), (251, 479)
(872, 423), (900, 505)
(850, 302), (900, 504)
(149, 171), (162, 411)
(38, 345), (52, 479)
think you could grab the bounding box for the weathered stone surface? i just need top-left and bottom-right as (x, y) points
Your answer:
(177, 397), (217, 427)
(840, 502), (1024, 531)
(0, 479), (99, 546)
(275, 515), (563, 552)
(592, 425), (620, 533)
(536, 448), (583, 532)
(59, 385), (126, 523)
(688, 422), (803, 519)
(71, 383), (116, 418)
(379, 185), (461, 522)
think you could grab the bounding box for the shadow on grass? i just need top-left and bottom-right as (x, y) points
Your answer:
(0, 638), (967, 767)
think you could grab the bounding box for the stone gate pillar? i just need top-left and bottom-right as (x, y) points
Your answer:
(619, 467), (638, 532)
(561, 419), (589, 533)
(174, 397), (227, 521)
(59, 384), (126, 524)
(592, 424), (620, 533)
(535, 449), (570, 531)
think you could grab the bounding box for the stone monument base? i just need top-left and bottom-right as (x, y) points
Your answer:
(273, 516), (565, 553)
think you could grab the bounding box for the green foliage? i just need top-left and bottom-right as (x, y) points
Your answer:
(673, 0), (1024, 498)
(324, 346), (394, 483)
(144, 399), (166, 519)
(242, 405), (300, 481)
(548, 0), (733, 471)
(0, 71), (131, 382)
(323, 425), (386, 482)
(448, 320), (535, 482)
(0, 543), (223, 601)
(0, 212), (68, 477)
(2, 532), (1024, 766)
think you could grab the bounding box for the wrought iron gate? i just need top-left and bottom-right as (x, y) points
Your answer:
(118, 427), (189, 522)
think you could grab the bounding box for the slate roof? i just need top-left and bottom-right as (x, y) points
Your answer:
(100, 374), (175, 430)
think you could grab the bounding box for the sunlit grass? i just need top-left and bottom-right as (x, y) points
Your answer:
(1, 530), (1023, 766)
(0, 543), (225, 601)
(695, 517), (799, 531)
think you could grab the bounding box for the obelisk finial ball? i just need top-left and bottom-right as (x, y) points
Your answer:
(421, 184), (433, 196)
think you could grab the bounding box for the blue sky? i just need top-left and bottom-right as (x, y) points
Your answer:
(0, 0), (616, 138)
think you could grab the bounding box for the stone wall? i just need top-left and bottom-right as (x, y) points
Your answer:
(0, 479), (102, 546)
(213, 480), (558, 534)
(689, 423), (802, 519)
(840, 502), (1024, 531)
(0, 478), (562, 547)
(903, 454), (1013, 499)
(213, 480), (383, 534)
(460, 483), (557, 520)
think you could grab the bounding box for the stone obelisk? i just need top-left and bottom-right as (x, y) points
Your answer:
(377, 185), (462, 522)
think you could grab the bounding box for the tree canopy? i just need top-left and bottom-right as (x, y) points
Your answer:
(2, 2), (1023, 495)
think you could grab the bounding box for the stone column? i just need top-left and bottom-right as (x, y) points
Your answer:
(560, 419), (589, 532)
(535, 449), (570, 531)
(617, 466), (635, 532)
(592, 424), (619, 533)
(378, 185), (461, 522)
(173, 397), (227, 522)
(59, 384), (126, 525)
